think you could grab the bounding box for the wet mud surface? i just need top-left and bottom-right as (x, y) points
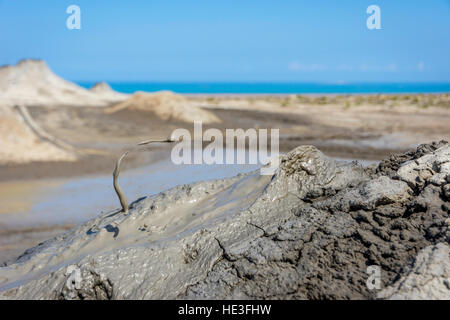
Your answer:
(0, 142), (448, 299)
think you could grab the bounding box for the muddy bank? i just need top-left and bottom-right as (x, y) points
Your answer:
(184, 141), (449, 299)
(0, 151), (261, 265)
(0, 141), (448, 300)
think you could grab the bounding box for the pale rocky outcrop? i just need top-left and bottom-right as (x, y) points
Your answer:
(0, 60), (128, 163)
(0, 60), (126, 107)
(89, 82), (128, 102)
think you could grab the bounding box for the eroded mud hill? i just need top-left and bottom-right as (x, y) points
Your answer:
(0, 142), (448, 299)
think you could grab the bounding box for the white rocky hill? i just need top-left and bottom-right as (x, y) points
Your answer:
(0, 60), (127, 107)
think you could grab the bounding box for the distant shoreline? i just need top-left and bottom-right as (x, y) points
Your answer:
(77, 82), (450, 95)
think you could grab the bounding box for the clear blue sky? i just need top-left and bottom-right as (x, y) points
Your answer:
(1, 0), (449, 82)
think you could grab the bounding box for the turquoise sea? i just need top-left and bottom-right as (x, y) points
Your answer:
(78, 82), (450, 94)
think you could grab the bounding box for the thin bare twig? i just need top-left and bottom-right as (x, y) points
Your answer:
(113, 151), (129, 214)
(112, 138), (174, 214)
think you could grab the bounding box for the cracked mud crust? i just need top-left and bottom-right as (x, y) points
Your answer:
(0, 142), (449, 300)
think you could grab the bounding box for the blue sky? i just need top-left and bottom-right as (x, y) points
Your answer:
(0, 0), (449, 82)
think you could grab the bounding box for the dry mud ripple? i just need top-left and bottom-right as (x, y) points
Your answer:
(0, 142), (449, 299)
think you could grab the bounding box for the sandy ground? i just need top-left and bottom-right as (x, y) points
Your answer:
(2, 94), (448, 182)
(0, 94), (449, 265)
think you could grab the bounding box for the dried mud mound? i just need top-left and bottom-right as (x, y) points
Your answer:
(186, 145), (449, 299)
(89, 82), (128, 101)
(0, 60), (126, 107)
(105, 91), (221, 124)
(0, 143), (448, 299)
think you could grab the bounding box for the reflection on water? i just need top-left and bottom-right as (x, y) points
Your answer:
(0, 180), (62, 215)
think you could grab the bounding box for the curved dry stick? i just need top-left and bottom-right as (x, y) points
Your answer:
(113, 138), (174, 215)
(138, 138), (173, 146)
(113, 151), (130, 214)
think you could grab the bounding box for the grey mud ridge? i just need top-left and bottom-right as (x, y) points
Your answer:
(0, 142), (449, 300)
